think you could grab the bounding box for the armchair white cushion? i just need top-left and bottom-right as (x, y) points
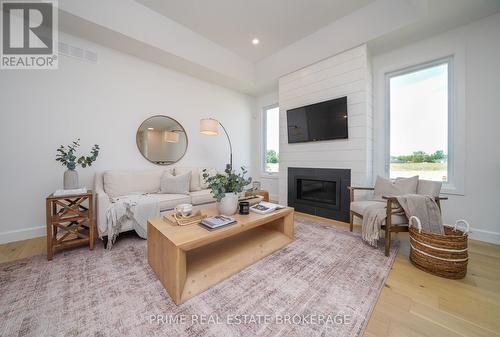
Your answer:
(350, 200), (407, 225)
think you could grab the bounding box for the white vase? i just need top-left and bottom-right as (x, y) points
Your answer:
(63, 169), (79, 189)
(217, 192), (239, 215)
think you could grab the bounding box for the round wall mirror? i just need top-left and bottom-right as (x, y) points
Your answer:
(136, 115), (188, 165)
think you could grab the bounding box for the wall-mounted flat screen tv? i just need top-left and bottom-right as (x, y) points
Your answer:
(286, 96), (348, 143)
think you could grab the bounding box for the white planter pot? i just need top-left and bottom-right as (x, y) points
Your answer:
(217, 192), (239, 215)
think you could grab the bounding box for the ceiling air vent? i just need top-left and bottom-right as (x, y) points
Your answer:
(84, 50), (98, 63)
(70, 46), (84, 58)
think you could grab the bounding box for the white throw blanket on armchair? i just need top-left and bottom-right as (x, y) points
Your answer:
(361, 202), (391, 247)
(361, 194), (443, 247)
(101, 194), (160, 249)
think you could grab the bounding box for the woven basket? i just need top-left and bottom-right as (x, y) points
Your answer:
(408, 216), (469, 279)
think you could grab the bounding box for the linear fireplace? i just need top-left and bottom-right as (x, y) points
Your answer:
(288, 167), (350, 222)
(297, 179), (337, 205)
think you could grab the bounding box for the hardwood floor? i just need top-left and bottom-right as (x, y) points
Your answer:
(1, 214), (499, 337)
(0, 236), (46, 263)
(298, 213), (500, 337)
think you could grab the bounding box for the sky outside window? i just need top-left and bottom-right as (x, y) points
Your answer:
(389, 62), (449, 182)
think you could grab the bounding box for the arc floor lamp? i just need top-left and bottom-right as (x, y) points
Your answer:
(200, 118), (233, 169)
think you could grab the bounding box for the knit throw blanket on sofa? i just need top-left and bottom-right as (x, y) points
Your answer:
(362, 194), (443, 247)
(103, 194), (160, 249)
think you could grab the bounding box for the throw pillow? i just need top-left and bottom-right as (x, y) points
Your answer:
(199, 168), (217, 189)
(174, 167), (201, 191)
(417, 179), (442, 197)
(373, 175), (419, 200)
(160, 171), (191, 195)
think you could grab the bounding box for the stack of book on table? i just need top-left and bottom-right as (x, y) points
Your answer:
(200, 215), (237, 230)
(53, 187), (87, 197)
(250, 201), (285, 215)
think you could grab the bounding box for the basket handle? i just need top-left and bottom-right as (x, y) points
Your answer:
(453, 219), (470, 235)
(409, 216), (422, 233)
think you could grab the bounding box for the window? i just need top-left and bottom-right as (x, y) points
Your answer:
(387, 58), (452, 183)
(263, 105), (280, 174)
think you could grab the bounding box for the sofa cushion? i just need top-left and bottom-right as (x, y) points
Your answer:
(199, 168), (217, 189)
(417, 179), (442, 197)
(103, 170), (164, 198)
(374, 175), (418, 200)
(148, 193), (191, 211)
(190, 189), (215, 205)
(160, 171), (191, 195)
(350, 200), (407, 225)
(174, 167), (201, 191)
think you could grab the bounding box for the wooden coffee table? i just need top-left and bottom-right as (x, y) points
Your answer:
(147, 206), (294, 305)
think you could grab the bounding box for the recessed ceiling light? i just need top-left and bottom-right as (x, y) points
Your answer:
(148, 127), (154, 130)
(252, 38), (259, 45)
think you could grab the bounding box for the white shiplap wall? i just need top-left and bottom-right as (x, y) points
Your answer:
(278, 44), (373, 204)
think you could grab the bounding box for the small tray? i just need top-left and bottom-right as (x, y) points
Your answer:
(238, 195), (264, 206)
(164, 210), (207, 226)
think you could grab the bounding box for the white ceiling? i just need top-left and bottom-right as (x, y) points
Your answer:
(60, 0), (500, 95)
(135, 0), (375, 62)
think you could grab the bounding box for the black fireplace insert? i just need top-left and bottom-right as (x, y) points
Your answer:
(288, 167), (350, 222)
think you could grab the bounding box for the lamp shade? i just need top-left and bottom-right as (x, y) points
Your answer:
(200, 118), (219, 136)
(164, 131), (179, 143)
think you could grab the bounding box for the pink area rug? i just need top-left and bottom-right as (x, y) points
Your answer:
(0, 216), (397, 337)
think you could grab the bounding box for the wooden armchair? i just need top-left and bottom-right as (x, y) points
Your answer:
(348, 186), (447, 256)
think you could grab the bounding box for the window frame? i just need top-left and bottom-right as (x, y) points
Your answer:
(385, 56), (455, 188)
(261, 103), (280, 176)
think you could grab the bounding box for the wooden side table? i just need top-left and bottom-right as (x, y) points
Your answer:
(45, 191), (95, 260)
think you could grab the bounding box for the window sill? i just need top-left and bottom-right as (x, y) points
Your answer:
(441, 184), (465, 196)
(260, 172), (279, 179)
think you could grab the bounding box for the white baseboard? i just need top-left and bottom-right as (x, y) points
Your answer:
(0, 225), (45, 244)
(468, 227), (500, 245)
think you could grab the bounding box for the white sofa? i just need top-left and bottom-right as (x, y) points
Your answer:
(94, 167), (216, 236)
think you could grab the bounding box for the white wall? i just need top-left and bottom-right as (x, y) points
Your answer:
(60, 0), (255, 85)
(372, 13), (500, 243)
(0, 32), (255, 244)
(278, 45), (373, 204)
(253, 91), (279, 201)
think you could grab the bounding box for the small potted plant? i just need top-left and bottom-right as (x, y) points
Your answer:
(56, 139), (100, 189)
(203, 165), (252, 215)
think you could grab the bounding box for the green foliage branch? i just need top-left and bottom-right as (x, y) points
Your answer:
(56, 139), (100, 170)
(202, 165), (252, 202)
